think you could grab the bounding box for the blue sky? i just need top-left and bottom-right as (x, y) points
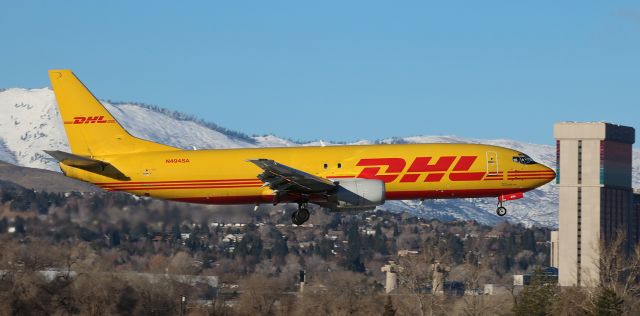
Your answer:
(1, 1), (639, 144)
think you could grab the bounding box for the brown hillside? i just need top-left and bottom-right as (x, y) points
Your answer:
(0, 160), (99, 193)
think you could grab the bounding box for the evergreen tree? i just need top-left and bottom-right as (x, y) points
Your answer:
(446, 235), (465, 263)
(89, 194), (104, 211)
(0, 217), (7, 233)
(131, 222), (149, 240)
(315, 239), (333, 259)
(382, 295), (396, 316)
(513, 267), (558, 316)
(236, 229), (263, 267)
(10, 193), (32, 211)
(344, 221), (365, 272)
(522, 229), (537, 254)
(171, 223), (181, 241)
(110, 229), (121, 246)
(1, 188), (14, 203)
(374, 223), (388, 255)
(14, 216), (26, 234)
(271, 235), (289, 263)
(591, 286), (623, 316)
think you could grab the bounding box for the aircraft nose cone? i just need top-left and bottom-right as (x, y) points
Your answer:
(538, 164), (556, 185)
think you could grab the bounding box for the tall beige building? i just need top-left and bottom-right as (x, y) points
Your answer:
(554, 122), (636, 287)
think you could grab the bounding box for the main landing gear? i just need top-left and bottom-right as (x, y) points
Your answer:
(496, 200), (507, 217)
(292, 203), (310, 225)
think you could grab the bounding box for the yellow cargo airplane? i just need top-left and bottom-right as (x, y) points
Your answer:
(45, 70), (555, 225)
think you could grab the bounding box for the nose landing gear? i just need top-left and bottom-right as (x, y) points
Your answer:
(291, 203), (310, 225)
(495, 192), (525, 217)
(496, 201), (507, 217)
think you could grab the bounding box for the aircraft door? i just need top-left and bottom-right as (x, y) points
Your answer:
(486, 151), (498, 175)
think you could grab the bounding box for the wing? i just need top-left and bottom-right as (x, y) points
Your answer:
(248, 159), (336, 195)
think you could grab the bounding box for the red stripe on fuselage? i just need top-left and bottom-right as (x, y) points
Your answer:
(508, 176), (555, 180)
(508, 170), (554, 174)
(94, 178), (261, 186)
(449, 172), (485, 181)
(100, 181), (262, 189)
(106, 184), (263, 191)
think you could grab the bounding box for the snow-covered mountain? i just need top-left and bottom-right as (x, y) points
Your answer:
(2, 87), (639, 228)
(0, 88), (292, 170)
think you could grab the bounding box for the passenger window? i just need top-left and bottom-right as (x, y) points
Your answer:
(323, 163), (328, 169)
(337, 163), (342, 169)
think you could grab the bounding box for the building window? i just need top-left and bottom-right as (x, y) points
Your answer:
(577, 187), (582, 285)
(578, 140), (582, 185)
(556, 140), (561, 184)
(600, 140), (605, 184)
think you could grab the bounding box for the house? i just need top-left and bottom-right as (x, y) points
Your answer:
(222, 234), (244, 243)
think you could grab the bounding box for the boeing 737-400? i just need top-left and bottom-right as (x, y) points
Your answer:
(45, 70), (556, 225)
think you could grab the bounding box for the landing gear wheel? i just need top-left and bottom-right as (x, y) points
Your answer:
(291, 211), (301, 225)
(496, 206), (507, 217)
(291, 204), (311, 225)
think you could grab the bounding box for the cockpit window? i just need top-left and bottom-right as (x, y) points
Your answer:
(512, 154), (536, 165)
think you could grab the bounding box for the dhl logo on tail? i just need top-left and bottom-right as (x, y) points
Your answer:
(64, 116), (115, 124)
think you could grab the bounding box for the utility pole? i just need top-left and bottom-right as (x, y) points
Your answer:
(299, 270), (306, 294)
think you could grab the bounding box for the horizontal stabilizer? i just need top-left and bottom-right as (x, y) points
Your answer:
(45, 150), (129, 180)
(45, 150), (108, 168)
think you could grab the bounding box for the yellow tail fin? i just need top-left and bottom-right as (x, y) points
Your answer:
(49, 70), (178, 157)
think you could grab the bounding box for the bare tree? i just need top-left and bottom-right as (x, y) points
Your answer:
(132, 276), (179, 316)
(168, 251), (200, 275)
(235, 275), (288, 316)
(598, 232), (640, 297)
(396, 243), (451, 316)
(208, 295), (234, 316)
(459, 262), (485, 316)
(73, 274), (121, 316)
(551, 286), (590, 316)
(595, 231), (640, 314)
(457, 258), (512, 316)
(293, 271), (380, 316)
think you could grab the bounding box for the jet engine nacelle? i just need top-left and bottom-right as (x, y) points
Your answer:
(329, 178), (386, 211)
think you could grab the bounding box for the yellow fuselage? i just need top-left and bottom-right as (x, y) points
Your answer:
(60, 143), (555, 205)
